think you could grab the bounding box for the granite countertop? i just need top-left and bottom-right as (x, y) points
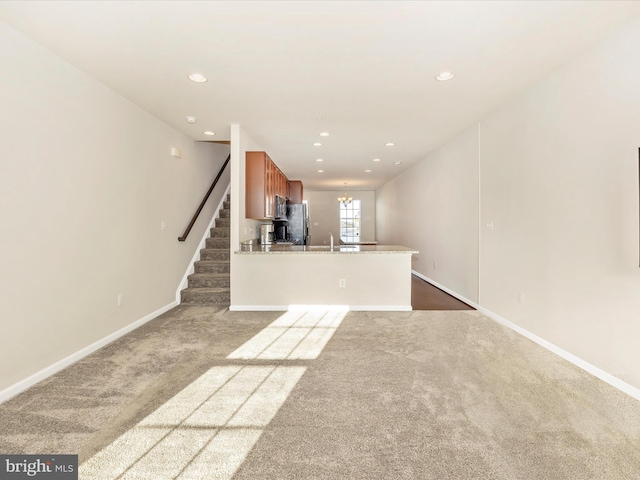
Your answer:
(235, 244), (418, 254)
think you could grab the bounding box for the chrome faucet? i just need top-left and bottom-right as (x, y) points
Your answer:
(329, 233), (334, 251)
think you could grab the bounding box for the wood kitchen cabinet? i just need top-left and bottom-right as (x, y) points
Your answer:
(275, 167), (287, 199)
(246, 151), (303, 219)
(289, 180), (303, 203)
(246, 151), (277, 219)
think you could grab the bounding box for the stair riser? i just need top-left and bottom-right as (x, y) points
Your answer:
(188, 276), (230, 288)
(219, 209), (231, 218)
(194, 262), (230, 274)
(215, 217), (230, 226)
(209, 228), (230, 238)
(200, 249), (230, 261)
(206, 238), (230, 249)
(223, 201), (231, 210)
(181, 290), (230, 305)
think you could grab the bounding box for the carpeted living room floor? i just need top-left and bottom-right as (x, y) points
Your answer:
(0, 305), (639, 479)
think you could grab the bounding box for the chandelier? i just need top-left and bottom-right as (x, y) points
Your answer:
(337, 182), (353, 206)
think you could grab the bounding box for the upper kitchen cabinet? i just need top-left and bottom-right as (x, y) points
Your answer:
(289, 180), (303, 204)
(275, 166), (287, 199)
(246, 151), (277, 219)
(246, 151), (304, 219)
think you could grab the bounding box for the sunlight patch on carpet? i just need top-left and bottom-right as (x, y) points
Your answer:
(227, 309), (346, 360)
(81, 309), (344, 479)
(80, 366), (305, 479)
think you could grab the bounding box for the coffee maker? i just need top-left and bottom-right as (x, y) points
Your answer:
(273, 219), (288, 243)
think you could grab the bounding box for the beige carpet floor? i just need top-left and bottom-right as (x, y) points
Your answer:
(0, 306), (639, 479)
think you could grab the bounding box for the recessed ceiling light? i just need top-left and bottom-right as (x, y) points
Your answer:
(364, 169), (372, 173)
(204, 131), (215, 136)
(435, 71), (455, 81)
(373, 158), (381, 162)
(317, 169), (324, 173)
(320, 132), (330, 137)
(316, 158), (324, 162)
(313, 142), (322, 147)
(385, 142), (395, 147)
(393, 161), (402, 165)
(188, 73), (208, 83)
(186, 116), (197, 124)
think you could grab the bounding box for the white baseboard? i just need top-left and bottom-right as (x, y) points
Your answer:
(350, 305), (412, 311)
(411, 270), (640, 401)
(229, 304), (412, 312)
(229, 305), (289, 312)
(0, 301), (177, 405)
(176, 184), (231, 303)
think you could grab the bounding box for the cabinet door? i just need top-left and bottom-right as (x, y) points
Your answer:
(278, 170), (284, 198)
(245, 151), (267, 219)
(246, 151), (276, 219)
(289, 180), (303, 204)
(274, 167), (281, 198)
(265, 156), (275, 218)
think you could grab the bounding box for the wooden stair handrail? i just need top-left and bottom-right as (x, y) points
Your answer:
(178, 154), (230, 242)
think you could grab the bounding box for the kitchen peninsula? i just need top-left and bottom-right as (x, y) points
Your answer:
(231, 244), (418, 311)
(237, 149), (417, 311)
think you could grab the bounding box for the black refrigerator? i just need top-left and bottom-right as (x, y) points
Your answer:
(287, 203), (309, 245)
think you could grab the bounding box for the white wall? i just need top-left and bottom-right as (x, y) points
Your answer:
(376, 19), (640, 389)
(376, 126), (480, 303)
(229, 125), (269, 306)
(479, 19), (640, 387)
(232, 252), (413, 310)
(0, 22), (229, 393)
(307, 190), (376, 245)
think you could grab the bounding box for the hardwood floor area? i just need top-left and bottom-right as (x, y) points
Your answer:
(411, 274), (475, 310)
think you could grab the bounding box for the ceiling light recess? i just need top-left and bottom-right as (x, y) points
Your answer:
(204, 131), (215, 136)
(317, 170), (324, 173)
(385, 142), (395, 147)
(186, 116), (197, 124)
(393, 161), (402, 165)
(373, 158), (381, 162)
(188, 73), (208, 83)
(435, 71), (455, 81)
(313, 142), (322, 147)
(364, 169), (372, 173)
(320, 132), (330, 137)
(316, 158), (324, 162)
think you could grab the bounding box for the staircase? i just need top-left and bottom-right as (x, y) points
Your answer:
(180, 194), (231, 305)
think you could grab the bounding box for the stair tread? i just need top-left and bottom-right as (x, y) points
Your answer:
(195, 260), (230, 264)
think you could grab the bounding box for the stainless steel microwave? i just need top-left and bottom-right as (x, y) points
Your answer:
(275, 195), (287, 219)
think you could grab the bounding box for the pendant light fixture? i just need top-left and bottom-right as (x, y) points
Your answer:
(338, 182), (353, 206)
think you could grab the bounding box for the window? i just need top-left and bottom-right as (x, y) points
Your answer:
(339, 200), (361, 243)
